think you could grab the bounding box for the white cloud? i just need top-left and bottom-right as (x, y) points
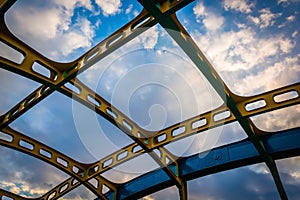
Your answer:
(77, 17), (95, 40)
(191, 15), (298, 97)
(12, 7), (66, 39)
(223, 0), (254, 13)
(252, 105), (300, 131)
(236, 23), (247, 29)
(261, 8), (280, 28)
(95, 0), (122, 16)
(133, 10), (139, 17)
(292, 31), (298, 38)
(6, 1), (96, 61)
(0, 42), (24, 64)
(141, 26), (159, 49)
(248, 164), (270, 174)
(192, 27), (295, 72)
(53, 0), (94, 13)
(0, 169), (62, 197)
(277, 0), (299, 6)
(125, 4), (133, 15)
(248, 8), (282, 29)
(279, 37), (295, 53)
(193, 2), (224, 31)
(193, 1), (206, 17)
(59, 32), (92, 56)
(1, 182), (22, 195)
(278, 0), (288, 4)
(202, 14), (224, 31)
(143, 196), (155, 200)
(95, 19), (102, 28)
(247, 15), (260, 25)
(287, 15), (296, 22)
(278, 15), (296, 28)
(235, 55), (300, 95)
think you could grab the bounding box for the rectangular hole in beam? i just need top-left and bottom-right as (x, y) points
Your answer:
(72, 179), (78, 186)
(19, 139), (34, 150)
(87, 95), (101, 107)
(117, 151), (128, 161)
(39, 148), (52, 158)
(106, 32), (123, 48)
(64, 82), (81, 95)
(133, 145), (142, 153)
(88, 178), (99, 189)
(32, 62), (51, 79)
(2, 196), (14, 200)
(106, 108), (117, 119)
(0, 41), (24, 64)
(94, 165), (99, 172)
(102, 184), (110, 194)
(172, 126), (186, 137)
(122, 120), (133, 132)
(192, 118), (207, 129)
(156, 133), (166, 143)
(274, 90), (299, 103)
(0, 131), (13, 142)
(48, 191), (56, 200)
(131, 16), (151, 30)
(8, 107), (18, 119)
(84, 48), (100, 64)
(245, 99), (267, 112)
(59, 183), (69, 193)
(103, 158), (113, 168)
(57, 157), (68, 168)
(72, 166), (79, 174)
(213, 110), (231, 122)
(24, 95), (35, 107)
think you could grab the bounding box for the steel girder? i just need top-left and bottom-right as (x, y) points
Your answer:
(0, 0), (299, 199)
(1, 82), (299, 200)
(106, 127), (300, 200)
(137, 0), (292, 198)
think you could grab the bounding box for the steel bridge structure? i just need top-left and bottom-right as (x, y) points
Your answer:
(0, 0), (299, 199)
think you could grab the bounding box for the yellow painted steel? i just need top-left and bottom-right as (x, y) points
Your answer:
(0, 0), (299, 199)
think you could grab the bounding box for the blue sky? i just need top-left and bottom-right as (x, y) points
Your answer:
(0, 0), (300, 199)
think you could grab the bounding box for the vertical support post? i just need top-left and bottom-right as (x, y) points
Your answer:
(137, 0), (289, 199)
(268, 161), (288, 200)
(179, 180), (187, 200)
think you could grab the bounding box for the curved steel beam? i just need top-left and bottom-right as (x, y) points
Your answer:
(0, 189), (27, 200)
(0, 1), (195, 199)
(108, 127), (300, 200)
(2, 81), (297, 199)
(0, 0), (193, 87)
(137, 1), (290, 198)
(0, 126), (117, 199)
(0, 0), (298, 199)
(0, 85), (53, 129)
(0, 0), (194, 136)
(48, 82), (300, 199)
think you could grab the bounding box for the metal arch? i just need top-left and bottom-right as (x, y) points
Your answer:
(5, 127), (300, 200)
(107, 127), (300, 200)
(0, 0), (193, 87)
(0, 74), (299, 198)
(0, 189), (27, 200)
(0, 0), (194, 199)
(0, 0), (299, 199)
(38, 82), (300, 200)
(0, 0), (195, 136)
(0, 4), (153, 130)
(0, 126), (117, 200)
(137, 0), (290, 198)
(147, 82), (300, 149)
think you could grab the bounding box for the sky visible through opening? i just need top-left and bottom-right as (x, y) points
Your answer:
(0, 0), (299, 199)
